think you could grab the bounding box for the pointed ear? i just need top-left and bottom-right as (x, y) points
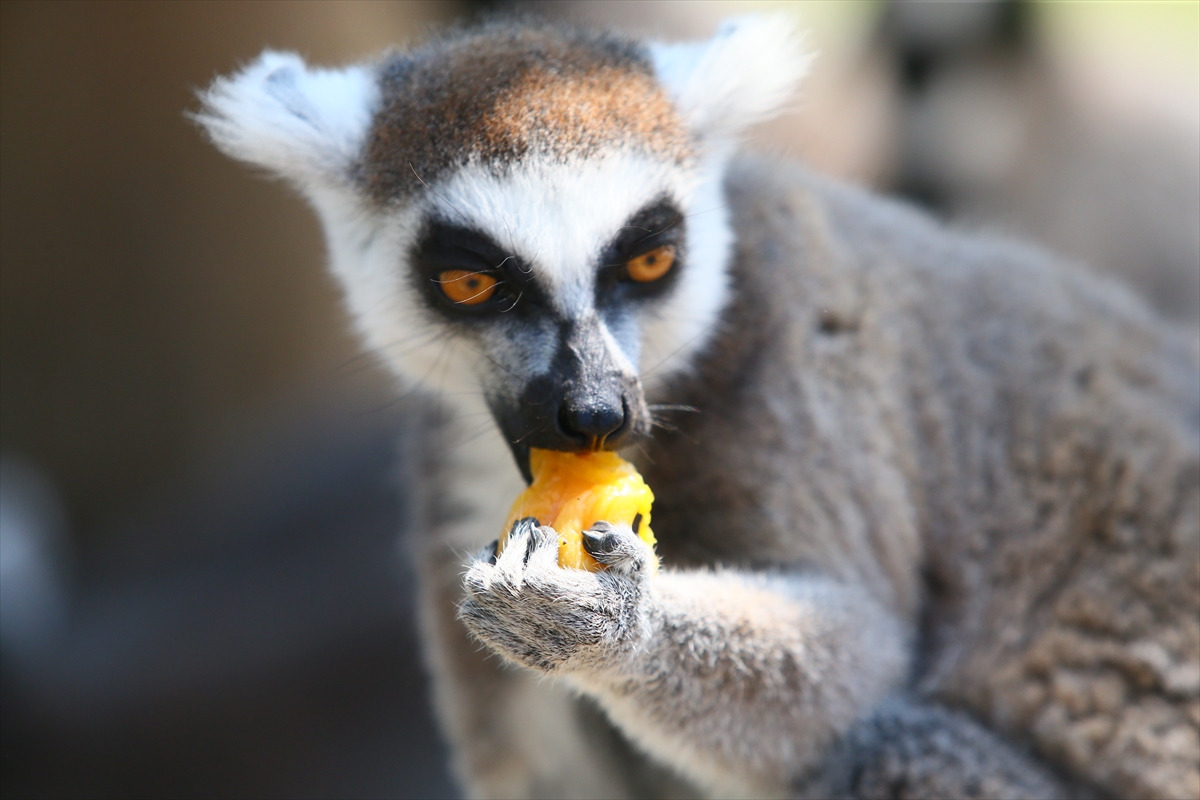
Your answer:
(194, 51), (378, 187)
(650, 14), (812, 143)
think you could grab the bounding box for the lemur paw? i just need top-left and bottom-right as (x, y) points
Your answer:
(459, 517), (652, 673)
(581, 520), (653, 575)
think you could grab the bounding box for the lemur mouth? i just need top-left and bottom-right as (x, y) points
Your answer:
(510, 441), (535, 485)
(493, 392), (645, 485)
(488, 312), (650, 483)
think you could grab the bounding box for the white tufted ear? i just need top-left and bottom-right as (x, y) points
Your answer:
(650, 15), (812, 143)
(194, 51), (378, 187)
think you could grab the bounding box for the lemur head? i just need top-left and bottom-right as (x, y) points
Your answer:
(197, 16), (808, 479)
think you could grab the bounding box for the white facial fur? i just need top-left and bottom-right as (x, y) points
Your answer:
(434, 150), (734, 386)
(197, 51), (377, 188)
(299, 149), (727, 441)
(651, 15), (812, 142)
(195, 14), (811, 410)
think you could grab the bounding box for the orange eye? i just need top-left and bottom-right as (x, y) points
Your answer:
(438, 270), (498, 305)
(626, 245), (676, 283)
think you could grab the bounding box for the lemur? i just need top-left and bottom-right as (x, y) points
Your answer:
(197, 17), (1200, 800)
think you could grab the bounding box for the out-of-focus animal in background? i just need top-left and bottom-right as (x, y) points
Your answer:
(875, 0), (1200, 326)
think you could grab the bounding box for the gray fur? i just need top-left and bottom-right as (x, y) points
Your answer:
(436, 156), (1199, 799)
(460, 519), (652, 674)
(199, 21), (1200, 800)
(796, 699), (1080, 799)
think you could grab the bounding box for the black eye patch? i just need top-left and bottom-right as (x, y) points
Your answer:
(606, 198), (685, 262)
(410, 220), (540, 317)
(414, 222), (519, 273)
(595, 198), (686, 305)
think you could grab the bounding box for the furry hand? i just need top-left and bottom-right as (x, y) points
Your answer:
(459, 518), (654, 674)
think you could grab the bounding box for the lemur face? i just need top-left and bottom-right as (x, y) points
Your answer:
(197, 17), (808, 478)
(395, 158), (701, 469)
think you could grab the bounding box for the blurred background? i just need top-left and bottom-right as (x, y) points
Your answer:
(2, 1), (1197, 797)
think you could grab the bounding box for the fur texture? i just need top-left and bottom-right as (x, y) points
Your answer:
(639, 158), (1199, 799)
(649, 15), (812, 144)
(196, 51), (377, 187)
(197, 16), (1199, 800)
(362, 25), (693, 203)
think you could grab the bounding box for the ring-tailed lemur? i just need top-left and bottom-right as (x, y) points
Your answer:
(197, 17), (1200, 800)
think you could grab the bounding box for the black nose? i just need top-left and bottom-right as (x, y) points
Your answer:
(557, 400), (626, 449)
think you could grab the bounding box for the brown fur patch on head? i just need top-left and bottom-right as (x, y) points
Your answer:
(359, 23), (695, 203)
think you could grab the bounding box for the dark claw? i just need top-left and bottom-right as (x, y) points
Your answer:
(508, 517), (542, 565)
(509, 517), (541, 537)
(582, 521), (619, 556)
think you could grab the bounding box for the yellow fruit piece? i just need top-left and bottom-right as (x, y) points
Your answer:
(500, 449), (658, 571)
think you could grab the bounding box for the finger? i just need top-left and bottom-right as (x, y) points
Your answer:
(525, 524), (561, 570)
(582, 520), (651, 575)
(462, 559), (493, 596)
(494, 517), (539, 583)
(473, 539), (499, 566)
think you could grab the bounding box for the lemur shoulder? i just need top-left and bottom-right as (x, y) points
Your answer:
(197, 17), (1200, 800)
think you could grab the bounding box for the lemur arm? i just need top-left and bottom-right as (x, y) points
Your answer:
(460, 520), (910, 795)
(582, 569), (908, 794)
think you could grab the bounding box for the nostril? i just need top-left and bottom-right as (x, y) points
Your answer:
(605, 396), (632, 445)
(557, 400), (625, 448)
(556, 405), (586, 445)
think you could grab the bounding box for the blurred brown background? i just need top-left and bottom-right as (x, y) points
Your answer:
(1, 2), (1197, 798)
(2, 1), (461, 549)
